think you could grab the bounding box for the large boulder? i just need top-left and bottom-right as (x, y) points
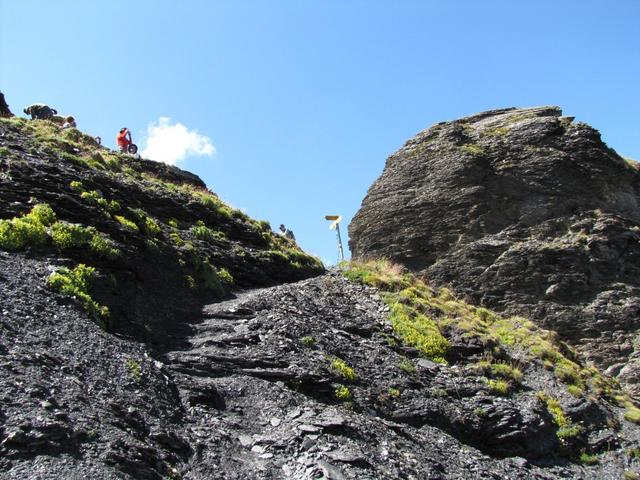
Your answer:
(349, 106), (640, 393)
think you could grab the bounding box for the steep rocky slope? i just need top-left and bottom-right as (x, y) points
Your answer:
(0, 117), (323, 346)
(1, 115), (640, 479)
(349, 107), (640, 394)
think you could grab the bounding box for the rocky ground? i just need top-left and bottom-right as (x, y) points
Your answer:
(2, 251), (639, 478)
(349, 106), (640, 395)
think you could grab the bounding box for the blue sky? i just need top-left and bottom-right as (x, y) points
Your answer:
(2, 1), (639, 264)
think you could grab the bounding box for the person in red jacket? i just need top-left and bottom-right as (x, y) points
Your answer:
(116, 127), (132, 153)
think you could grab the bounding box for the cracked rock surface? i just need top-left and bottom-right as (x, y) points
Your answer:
(2, 254), (639, 479)
(349, 106), (640, 394)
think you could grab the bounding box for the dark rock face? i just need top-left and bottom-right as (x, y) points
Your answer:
(0, 92), (12, 118)
(3, 257), (638, 478)
(349, 107), (640, 392)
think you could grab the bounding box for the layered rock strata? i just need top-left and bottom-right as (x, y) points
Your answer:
(349, 107), (640, 393)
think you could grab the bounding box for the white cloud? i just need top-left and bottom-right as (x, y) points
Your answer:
(140, 117), (215, 165)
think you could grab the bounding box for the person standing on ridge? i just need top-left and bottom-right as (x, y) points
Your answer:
(116, 127), (132, 153)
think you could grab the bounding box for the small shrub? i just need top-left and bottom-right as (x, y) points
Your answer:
(578, 452), (598, 465)
(554, 360), (583, 387)
(143, 216), (161, 237)
(486, 379), (509, 396)
(190, 221), (223, 241)
(184, 275), (196, 289)
(0, 217), (47, 250)
(537, 391), (582, 440)
(217, 268), (234, 284)
(80, 190), (121, 214)
(567, 385), (584, 398)
(125, 358), (142, 382)
(29, 204), (57, 226)
(491, 362), (523, 382)
(334, 385), (352, 400)
(50, 222), (93, 249)
(301, 336), (315, 347)
(388, 388), (400, 398)
(624, 402), (640, 424)
(398, 359), (416, 373)
(330, 358), (357, 382)
(170, 231), (185, 247)
(89, 234), (120, 259)
(474, 407), (487, 417)
(557, 424), (583, 440)
(114, 215), (139, 232)
(389, 303), (449, 363)
(47, 264), (109, 323)
(0, 204), (57, 250)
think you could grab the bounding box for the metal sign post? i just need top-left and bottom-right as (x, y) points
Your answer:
(325, 215), (344, 262)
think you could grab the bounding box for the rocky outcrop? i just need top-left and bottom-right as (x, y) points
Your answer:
(349, 107), (640, 393)
(0, 92), (12, 118)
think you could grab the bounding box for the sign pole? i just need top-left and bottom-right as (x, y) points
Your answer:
(335, 223), (344, 262)
(325, 215), (345, 263)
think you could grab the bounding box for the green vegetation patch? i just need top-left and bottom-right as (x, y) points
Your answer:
(472, 360), (523, 385)
(459, 143), (485, 156)
(398, 358), (416, 373)
(125, 358), (142, 382)
(0, 204), (119, 258)
(342, 259), (617, 399)
(47, 264), (109, 324)
(114, 215), (139, 232)
(537, 391), (582, 441)
(79, 190), (121, 214)
(334, 385), (352, 400)
(579, 452), (598, 465)
(389, 302), (449, 363)
(624, 402), (640, 424)
(0, 204), (52, 250)
(190, 220), (226, 241)
(301, 335), (315, 347)
(486, 379), (510, 396)
(481, 126), (510, 138)
(330, 358), (357, 382)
